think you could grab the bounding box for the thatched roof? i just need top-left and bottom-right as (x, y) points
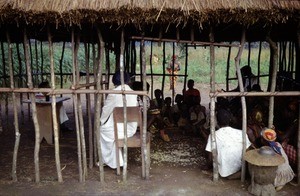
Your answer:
(0, 0), (299, 43)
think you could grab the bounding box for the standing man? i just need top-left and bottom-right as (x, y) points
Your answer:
(166, 55), (181, 91)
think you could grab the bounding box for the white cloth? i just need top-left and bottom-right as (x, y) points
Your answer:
(205, 126), (251, 177)
(59, 105), (69, 124)
(35, 93), (69, 124)
(274, 143), (295, 187)
(100, 84), (138, 169)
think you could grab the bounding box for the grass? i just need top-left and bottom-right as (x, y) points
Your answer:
(0, 41), (272, 91)
(140, 42), (271, 90)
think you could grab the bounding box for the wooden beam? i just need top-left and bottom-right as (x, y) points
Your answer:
(131, 36), (240, 47)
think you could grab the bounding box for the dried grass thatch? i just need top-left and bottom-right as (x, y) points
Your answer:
(0, 0), (299, 27)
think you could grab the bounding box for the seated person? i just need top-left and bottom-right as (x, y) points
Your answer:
(189, 104), (206, 136)
(131, 83), (170, 142)
(161, 97), (174, 127)
(38, 81), (71, 131)
(231, 65), (258, 92)
(171, 94), (185, 127)
(183, 79), (201, 110)
(99, 71), (138, 169)
(151, 89), (164, 109)
(246, 108), (266, 148)
(205, 109), (251, 178)
(260, 129), (295, 191)
(277, 98), (299, 172)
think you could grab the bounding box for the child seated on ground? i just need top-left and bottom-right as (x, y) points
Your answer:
(161, 97), (175, 127)
(189, 104), (206, 136)
(131, 83), (170, 142)
(171, 94), (185, 127)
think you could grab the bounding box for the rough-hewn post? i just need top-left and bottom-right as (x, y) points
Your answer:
(24, 28), (41, 183)
(47, 26), (63, 182)
(162, 42), (166, 92)
(209, 27), (218, 182)
(72, 28), (83, 182)
(76, 36), (88, 180)
(59, 42), (65, 89)
(7, 30), (20, 182)
(95, 26), (105, 182)
(120, 29), (128, 182)
(226, 44), (231, 91)
(141, 34), (149, 179)
(16, 43), (25, 124)
(297, 23), (300, 185)
(235, 30), (247, 182)
(84, 40), (94, 170)
(266, 35), (278, 127)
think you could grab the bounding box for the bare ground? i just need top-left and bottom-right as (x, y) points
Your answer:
(0, 83), (299, 195)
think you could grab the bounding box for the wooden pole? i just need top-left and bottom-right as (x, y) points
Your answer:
(183, 43), (188, 93)
(40, 41), (44, 80)
(47, 26), (63, 182)
(59, 42), (65, 89)
(297, 102), (300, 186)
(0, 42), (3, 132)
(95, 26), (105, 182)
(235, 30), (247, 183)
(162, 42), (166, 92)
(16, 43), (25, 124)
(72, 28), (83, 182)
(150, 42), (154, 99)
(7, 30), (21, 182)
(296, 26), (300, 185)
(22, 41), (31, 122)
(28, 36), (35, 85)
(141, 35), (149, 179)
(1, 41), (9, 125)
(209, 27), (218, 182)
(226, 44), (232, 91)
(266, 35), (278, 128)
(105, 45), (110, 91)
(34, 40), (39, 84)
(92, 42), (98, 165)
(24, 28), (41, 183)
(76, 33), (88, 180)
(257, 41), (262, 84)
(171, 43), (175, 100)
(131, 36), (240, 47)
(130, 41), (135, 78)
(84, 40), (94, 170)
(248, 42), (251, 66)
(120, 29), (129, 182)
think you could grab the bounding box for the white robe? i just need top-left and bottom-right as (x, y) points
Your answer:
(205, 126), (251, 177)
(100, 85), (138, 168)
(274, 143), (295, 187)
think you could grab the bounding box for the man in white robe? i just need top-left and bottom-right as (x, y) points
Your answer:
(100, 71), (138, 169)
(205, 109), (251, 177)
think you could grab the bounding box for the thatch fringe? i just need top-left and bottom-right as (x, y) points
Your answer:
(0, 6), (297, 27)
(2, 0), (299, 12)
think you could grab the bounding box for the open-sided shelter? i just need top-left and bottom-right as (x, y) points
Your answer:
(0, 0), (299, 184)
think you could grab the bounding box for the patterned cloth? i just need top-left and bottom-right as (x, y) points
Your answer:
(282, 144), (297, 166)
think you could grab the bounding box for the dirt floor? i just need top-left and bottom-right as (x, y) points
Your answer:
(0, 83), (299, 195)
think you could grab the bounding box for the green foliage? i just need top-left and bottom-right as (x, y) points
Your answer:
(0, 40), (272, 90)
(142, 41), (271, 89)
